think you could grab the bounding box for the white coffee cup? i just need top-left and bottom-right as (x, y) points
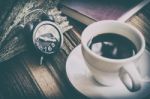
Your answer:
(81, 20), (145, 92)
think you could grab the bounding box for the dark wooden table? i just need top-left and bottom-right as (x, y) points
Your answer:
(0, 0), (150, 99)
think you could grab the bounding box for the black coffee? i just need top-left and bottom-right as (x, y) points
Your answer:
(88, 33), (137, 59)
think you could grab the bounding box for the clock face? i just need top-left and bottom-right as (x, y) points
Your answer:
(33, 22), (61, 54)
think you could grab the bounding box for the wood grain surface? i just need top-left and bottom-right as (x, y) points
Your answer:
(0, 0), (150, 99)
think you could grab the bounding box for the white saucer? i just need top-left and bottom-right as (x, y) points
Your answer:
(66, 45), (150, 99)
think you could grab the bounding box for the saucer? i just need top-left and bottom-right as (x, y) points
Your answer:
(66, 45), (150, 99)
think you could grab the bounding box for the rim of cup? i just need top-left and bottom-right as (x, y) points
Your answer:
(81, 20), (145, 63)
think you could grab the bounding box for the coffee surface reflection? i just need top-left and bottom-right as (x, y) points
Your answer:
(88, 33), (137, 59)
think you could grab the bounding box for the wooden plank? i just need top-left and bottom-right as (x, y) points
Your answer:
(20, 52), (65, 99)
(0, 55), (46, 99)
(0, 1), (150, 99)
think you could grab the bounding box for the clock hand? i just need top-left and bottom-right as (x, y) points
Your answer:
(38, 36), (57, 42)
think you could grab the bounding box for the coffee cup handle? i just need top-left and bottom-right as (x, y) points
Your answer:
(119, 62), (141, 92)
